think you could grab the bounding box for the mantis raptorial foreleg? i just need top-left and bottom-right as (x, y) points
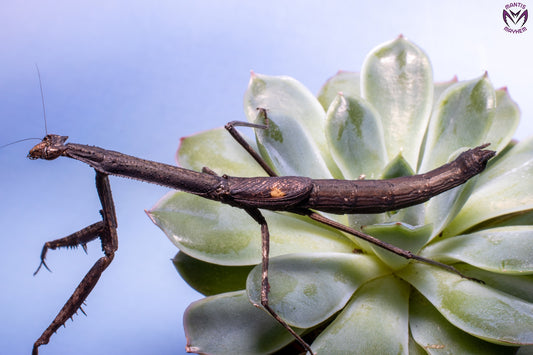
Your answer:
(33, 172), (117, 355)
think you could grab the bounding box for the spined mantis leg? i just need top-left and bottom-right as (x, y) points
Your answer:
(32, 172), (117, 355)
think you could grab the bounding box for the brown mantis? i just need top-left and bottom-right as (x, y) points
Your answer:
(28, 108), (495, 354)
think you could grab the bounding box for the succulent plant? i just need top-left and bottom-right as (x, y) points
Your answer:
(147, 36), (533, 354)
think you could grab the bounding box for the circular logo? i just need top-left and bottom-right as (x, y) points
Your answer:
(503, 3), (528, 34)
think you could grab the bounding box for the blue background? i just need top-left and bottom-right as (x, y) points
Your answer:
(1, 1), (532, 354)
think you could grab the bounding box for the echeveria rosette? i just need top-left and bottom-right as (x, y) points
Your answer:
(148, 36), (533, 354)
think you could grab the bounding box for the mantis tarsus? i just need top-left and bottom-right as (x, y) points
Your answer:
(28, 108), (495, 354)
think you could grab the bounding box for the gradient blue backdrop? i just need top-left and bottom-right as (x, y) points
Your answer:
(1, 1), (532, 354)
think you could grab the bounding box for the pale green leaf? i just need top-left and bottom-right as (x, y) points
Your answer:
(173, 251), (253, 296)
(445, 136), (533, 236)
(416, 76), (460, 166)
(184, 291), (299, 354)
(485, 88), (521, 153)
(468, 209), (533, 231)
(381, 152), (415, 179)
(453, 264), (533, 303)
(410, 290), (517, 354)
(177, 127), (266, 177)
(317, 70), (360, 111)
(362, 35), (434, 168)
(419, 74), (495, 172)
(422, 226), (533, 274)
(243, 73), (338, 178)
(311, 276), (410, 354)
(325, 93), (387, 179)
(148, 192), (353, 266)
(398, 264), (533, 345)
(362, 223), (432, 269)
(419, 74), (497, 237)
(246, 253), (390, 328)
(433, 77), (459, 110)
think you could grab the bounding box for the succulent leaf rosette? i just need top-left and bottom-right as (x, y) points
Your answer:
(148, 36), (533, 354)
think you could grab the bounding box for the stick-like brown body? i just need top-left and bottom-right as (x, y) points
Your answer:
(30, 134), (495, 215)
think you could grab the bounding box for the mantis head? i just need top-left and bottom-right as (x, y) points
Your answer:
(28, 134), (68, 160)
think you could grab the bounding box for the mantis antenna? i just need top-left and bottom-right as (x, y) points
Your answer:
(0, 65), (48, 149)
(35, 63), (48, 135)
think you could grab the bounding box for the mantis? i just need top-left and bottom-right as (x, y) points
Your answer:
(28, 108), (495, 354)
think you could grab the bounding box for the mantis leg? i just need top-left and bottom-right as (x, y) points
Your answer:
(225, 108), (277, 177)
(201, 165), (314, 352)
(33, 221), (105, 275)
(33, 172), (118, 355)
(244, 207), (314, 354)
